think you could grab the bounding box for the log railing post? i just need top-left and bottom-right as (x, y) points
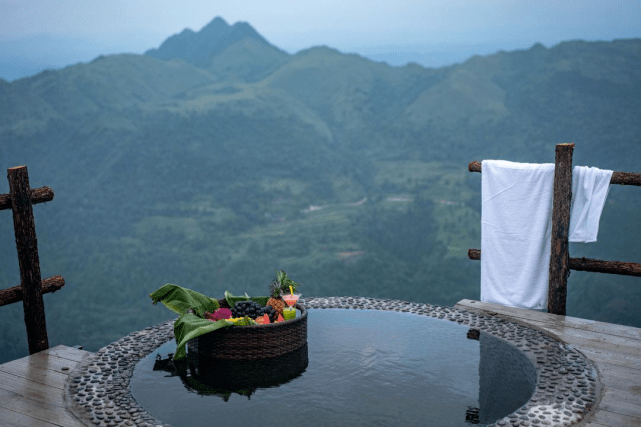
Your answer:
(547, 143), (574, 315)
(8, 165), (49, 354)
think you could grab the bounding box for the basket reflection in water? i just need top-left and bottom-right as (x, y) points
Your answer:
(153, 343), (309, 401)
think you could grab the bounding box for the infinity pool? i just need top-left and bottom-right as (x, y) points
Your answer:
(130, 309), (536, 427)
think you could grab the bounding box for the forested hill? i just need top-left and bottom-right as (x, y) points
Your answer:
(0, 16), (640, 363)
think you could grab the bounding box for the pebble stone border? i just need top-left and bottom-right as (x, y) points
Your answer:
(64, 296), (601, 427)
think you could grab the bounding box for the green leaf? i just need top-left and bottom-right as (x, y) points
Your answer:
(173, 312), (233, 360)
(225, 291), (269, 307)
(150, 284), (218, 317)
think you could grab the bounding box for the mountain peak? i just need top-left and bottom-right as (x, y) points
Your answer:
(198, 16), (231, 39)
(145, 16), (271, 68)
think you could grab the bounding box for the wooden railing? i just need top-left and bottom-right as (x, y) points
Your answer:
(0, 165), (65, 354)
(467, 143), (641, 315)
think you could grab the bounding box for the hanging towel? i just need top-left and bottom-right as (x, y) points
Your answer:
(569, 166), (613, 243)
(480, 160), (612, 309)
(481, 160), (556, 310)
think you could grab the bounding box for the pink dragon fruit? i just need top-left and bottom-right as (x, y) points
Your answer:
(210, 308), (232, 321)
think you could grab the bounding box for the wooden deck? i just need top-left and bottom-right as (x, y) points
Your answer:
(0, 345), (92, 427)
(455, 299), (641, 427)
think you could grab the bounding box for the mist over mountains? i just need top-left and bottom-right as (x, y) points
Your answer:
(1, 17), (640, 362)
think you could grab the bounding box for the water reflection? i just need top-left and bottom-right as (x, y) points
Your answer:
(153, 343), (309, 401)
(465, 327), (537, 424)
(477, 331), (537, 423)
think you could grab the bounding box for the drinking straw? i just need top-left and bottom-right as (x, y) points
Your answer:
(289, 286), (293, 295)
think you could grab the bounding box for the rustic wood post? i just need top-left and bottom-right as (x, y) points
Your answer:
(547, 143), (574, 315)
(8, 165), (49, 354)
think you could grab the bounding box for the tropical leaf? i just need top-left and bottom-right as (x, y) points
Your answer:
(172, 312), (233, 360)
(149, 283), (219, 317)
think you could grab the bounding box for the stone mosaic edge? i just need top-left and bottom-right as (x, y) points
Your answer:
(64, 297), (601, 427)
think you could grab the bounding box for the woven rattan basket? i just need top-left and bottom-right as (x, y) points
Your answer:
(187, 302), (308, 361)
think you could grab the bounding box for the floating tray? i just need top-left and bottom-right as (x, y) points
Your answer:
(187, 302), (308, 361)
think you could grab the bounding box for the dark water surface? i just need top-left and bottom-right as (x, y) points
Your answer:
(130, 309), (535, 426)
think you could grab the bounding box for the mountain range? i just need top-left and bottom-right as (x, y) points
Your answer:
(0, 17), (640, 362)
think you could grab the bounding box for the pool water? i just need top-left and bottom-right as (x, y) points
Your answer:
(130, 309), (536, 427)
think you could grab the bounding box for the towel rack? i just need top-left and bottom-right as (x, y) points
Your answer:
(468, 143), (641, 315)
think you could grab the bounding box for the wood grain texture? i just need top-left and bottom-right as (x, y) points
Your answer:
(0, 388), (82, 427)
(0, 276), (65, 308)
(468, 249), (641, 277)
(568, 257), (641, 277)
(548, 143), (574, 315)
(468, 160), (641, 186)
(7, 166), (48, 354)
(42, 346), (89, 363)
(587, 407), (641, 427)
(0, 186), (54, 212)
(0, 345), (91, 427)
(454, 299), (641, 426)
(456, 299), (641, 340)
(0, 406), (62, 427)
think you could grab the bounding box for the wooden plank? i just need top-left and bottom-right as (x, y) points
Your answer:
(0, 370), (68, 409)
(455, 302), (641, 355)
(4, 352), (81, 377)
(456, 300), (641, 370)
(597, 361), (641, 391)
(455, 299), (641, 341)
(533, 322), (641, 353)
(578, 346), (641, 371)
(0, 388), (85, 427)
(596, 387), (641, 418)
(0, 359), (69, 390)
(43, 345), (90, 363)
(0, 346), (91, 427)
(588, 408), (641, 427)
(0, 407), (61, 427)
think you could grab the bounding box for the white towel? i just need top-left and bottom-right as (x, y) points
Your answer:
(569, 166), (613, 243)
(480, 160), (612, 309)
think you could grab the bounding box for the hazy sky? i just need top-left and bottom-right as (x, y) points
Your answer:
(1, 0), (640, 80)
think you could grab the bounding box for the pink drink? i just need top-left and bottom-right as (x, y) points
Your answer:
(282, 293), (300, 307)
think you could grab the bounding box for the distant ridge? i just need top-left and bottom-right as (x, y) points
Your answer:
(145, 16), (288, 81)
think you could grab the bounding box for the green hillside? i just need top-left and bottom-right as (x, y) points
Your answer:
(0, 17), (639, 363)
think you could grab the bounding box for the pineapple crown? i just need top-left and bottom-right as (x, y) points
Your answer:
(270, 269), (301, 297)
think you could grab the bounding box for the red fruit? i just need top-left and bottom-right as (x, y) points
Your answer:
(212, 308), (232, 320)
(277, 314), (284, 322)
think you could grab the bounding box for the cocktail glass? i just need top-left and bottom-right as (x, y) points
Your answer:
(282, 293), (301, 307)
(282, 294), (300, 320)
